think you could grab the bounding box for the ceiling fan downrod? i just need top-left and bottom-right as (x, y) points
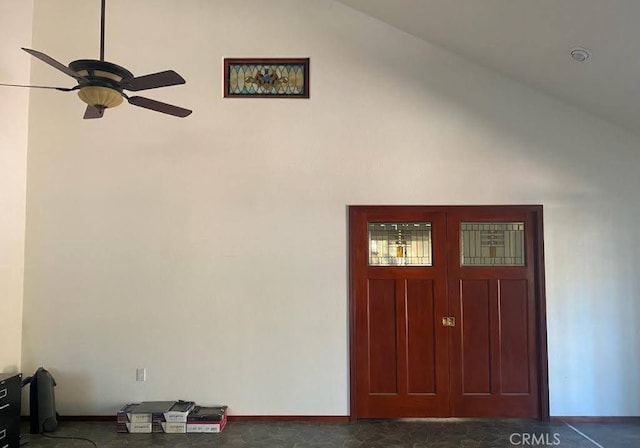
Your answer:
(100, 0), (106, 61)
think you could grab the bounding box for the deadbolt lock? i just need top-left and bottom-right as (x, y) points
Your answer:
(442, 317), (455, 327)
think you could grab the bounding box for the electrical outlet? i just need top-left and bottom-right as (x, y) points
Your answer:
(136, 368), (146, 382)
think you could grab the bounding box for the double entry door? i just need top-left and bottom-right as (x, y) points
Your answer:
(349, 206), (547, 419)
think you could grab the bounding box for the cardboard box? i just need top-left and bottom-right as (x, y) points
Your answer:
(163, 401), (196, 423)
(186, 406), (228, 433)
(117, 403), (140, 423)
(117, 422), (152, 433)
(151, 421), (187, 433)
(129, 401), (175, 424)
(186, 406), (228, 422)
(161, 422), (187, 433)
(186, 417), (227, 433)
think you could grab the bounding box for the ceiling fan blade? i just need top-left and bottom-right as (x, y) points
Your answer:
(0, 82), (75, 91)
(127, 96), (192, 117)
(22, 48), (86, 81)
(83, 105), (104, 119)
(125, 70), (186, 91)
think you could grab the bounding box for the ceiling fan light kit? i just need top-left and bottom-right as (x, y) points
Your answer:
(78, 86), (123, 109)
(2, 0), (191, 119)
(71, 60), (129, 110)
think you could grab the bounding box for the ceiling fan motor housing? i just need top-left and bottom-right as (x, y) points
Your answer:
(69, 59), (133, 108)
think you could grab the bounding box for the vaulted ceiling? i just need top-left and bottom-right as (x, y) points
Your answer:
(338, 0), (640, 135)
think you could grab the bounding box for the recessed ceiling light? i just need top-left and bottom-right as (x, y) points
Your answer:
(570, 47), (592, 62)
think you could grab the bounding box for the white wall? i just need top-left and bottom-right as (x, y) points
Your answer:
(0, 0), (32, 373)
(21, 0), (640, 416)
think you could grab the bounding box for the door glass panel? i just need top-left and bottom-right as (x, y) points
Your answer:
(368, 222), (432, 266)
(461, 222), (525, 266)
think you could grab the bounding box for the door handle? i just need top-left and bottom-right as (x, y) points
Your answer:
(0, 389), (6, 400)
(442, 317), (455, 327)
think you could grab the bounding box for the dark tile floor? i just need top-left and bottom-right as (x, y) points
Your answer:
(19, 419), (639, 448)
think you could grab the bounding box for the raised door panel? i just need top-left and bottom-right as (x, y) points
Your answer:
(406, 279), (437, 395)
(459, 279), (493, 395)
(499, 279), (531, 394)
(368, 279), (398, 394)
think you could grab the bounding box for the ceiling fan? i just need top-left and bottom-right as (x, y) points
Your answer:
(0, 0), (192, 119)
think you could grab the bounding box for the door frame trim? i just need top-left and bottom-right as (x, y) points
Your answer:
(348, 205), (550, 421)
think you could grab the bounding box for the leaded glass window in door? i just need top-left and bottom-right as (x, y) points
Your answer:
(368, 222), (432, 266)
(460, 222), (525, 266)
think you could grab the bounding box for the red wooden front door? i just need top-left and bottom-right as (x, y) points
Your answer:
(351, 209), (450, 417)
(349, 206), (547, 419)
(447, 209), (541, 417)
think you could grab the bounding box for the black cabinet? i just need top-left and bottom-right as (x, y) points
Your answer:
(0, 373), (21, 448)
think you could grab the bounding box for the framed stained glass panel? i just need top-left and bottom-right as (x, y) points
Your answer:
(223, 58), (310, 98)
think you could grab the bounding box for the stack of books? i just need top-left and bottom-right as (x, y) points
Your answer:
(117, 401), (227, 434)
(117, 403), (144, 433)
(154, 400), (196, 433)
(117, 401), (175, 433)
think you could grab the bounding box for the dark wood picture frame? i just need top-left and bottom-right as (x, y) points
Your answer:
(223, 58), (310, 98)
